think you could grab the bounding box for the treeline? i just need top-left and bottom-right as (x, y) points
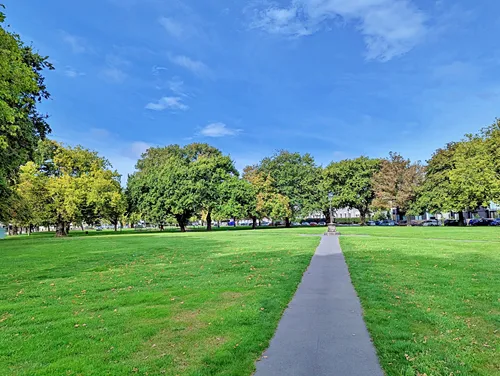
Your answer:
(5, 120), (500, 236)
(1, 7), (499, 236)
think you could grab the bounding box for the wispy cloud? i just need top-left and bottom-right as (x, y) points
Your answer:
(101, 53), (131, 83)
(200, 122), (241, 137)
(145, 96), (189, 111)
(159, 17), (184, 38)
(169, 54), (211, 77)
(61, 31), (90, 54)
(102, 67), (127, 83)
(64, 66), (85, 78)
(122, 141), (151, 159)
(168, 76), (188, 96)
(249, 0), (427, 61)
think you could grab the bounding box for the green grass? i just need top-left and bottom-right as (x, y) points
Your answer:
(339, 227), (499, 376)
(0, 229), (320, 376)
(2, 226), (499, 376)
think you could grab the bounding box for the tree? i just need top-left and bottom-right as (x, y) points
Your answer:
(214, 177), (256, 226)
(243, 165), (291, 228)
(257, 151), (320, 227)
(17, 140), (121, 236)
(87, 169), (126, 231)
(0, 9), (53, 221)
(411, 142), (459, 218)
(413, 120), (500, 224)
(372, 152), (424, 220)
(323, 157), (380, 225)
(187, 143), (238, 230)
(127, 143), (238, 232)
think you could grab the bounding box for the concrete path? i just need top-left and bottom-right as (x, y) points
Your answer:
(254, 236), (384, 376)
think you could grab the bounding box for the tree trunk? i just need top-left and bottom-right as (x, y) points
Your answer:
(13, 225), (18, 235)
(80, 223), (85, 232)
(206, 211), (212, 231)
(66, 223), (70, 235)
(233, 218), (237, 227)
(458, 211), (465, 226)
(252, 216), (257, 229)
(114, 222), (118, 232)
(285, 217), (291, 228)
(56, 220), (67, 237)
(175, 214), (187, 232)
(360, 211), (366, 226)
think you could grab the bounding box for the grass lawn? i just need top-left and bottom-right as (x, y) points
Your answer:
(0, 229), (320, 376)
(2, 226), (499, 376)
(339, 227), (499, 376)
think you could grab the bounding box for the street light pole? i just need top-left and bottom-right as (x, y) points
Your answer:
(326, 192), (340, 236)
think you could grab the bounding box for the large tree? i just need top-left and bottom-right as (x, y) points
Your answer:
(372, 152), (424, 220)
(127, 143), (237, 232)
(0, 8), (53, 221)
(16, 141), (121, 236)
(187, 143), (238, 230)
(413, 120), (500, 223)
(257, 151), (320, 227)
(213, 177), (256, 226)
(323, 157), (380, 225)
(243, 165), (292, 228)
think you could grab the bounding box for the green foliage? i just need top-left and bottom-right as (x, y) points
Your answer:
(0, 10), (53, 220)
(214, 177), (256, 222)
(127, 143), (237, 231)
(257, 150), (320, 222)
(414, 119), (500, 216)
(323, 156), (380, 224)
(15, 140), (122, 236)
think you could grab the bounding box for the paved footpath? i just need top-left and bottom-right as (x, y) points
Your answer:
(254, 235), (384, 376)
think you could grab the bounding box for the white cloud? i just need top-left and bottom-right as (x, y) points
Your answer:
(101, 53), (131, 83)
(61, 31), (89, 54)
(145, 96), (189, 111)
(250, 0), (427, 61)
(128, 141), (151, 158)
(159, 17), (184, 38)
(200, 122), (241, 137)
(64, 66), (85, 78)
(168, 76), (187, 96)
(169, 54), (211, 77)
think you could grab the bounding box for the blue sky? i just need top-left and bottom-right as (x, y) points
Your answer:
(6, 0), (500, 180)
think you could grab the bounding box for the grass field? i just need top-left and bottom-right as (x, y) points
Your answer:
(1, 226), (499, 376)
(339, 227), (499, 376)
(0, 229), (319, 376)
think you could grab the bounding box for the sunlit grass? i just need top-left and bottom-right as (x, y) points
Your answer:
(340, 228), (499, 376)
(0, 230), (319, 375)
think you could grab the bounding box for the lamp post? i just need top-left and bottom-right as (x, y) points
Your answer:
(326, 192), (340, 236)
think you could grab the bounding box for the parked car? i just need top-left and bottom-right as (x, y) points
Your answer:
(422, 220), (439, 226)
(397, 220), (408, 226)
(318, 221), (326, 226)
(292, 222), (301, 226)
(260, 222), (270, 227)
(378, 220), (396, 226)
(301, 222), (310, 226)
(95, 226), (103, 231)
(309, 222), (318, 226)
(366, 220), (377, 226)
(469, 218), (492, 226)
(490, 218), (500, 226)
(444, 219), (460, 226)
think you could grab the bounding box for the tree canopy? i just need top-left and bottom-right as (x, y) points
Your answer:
(0, 10), (53, 221)
(256, 151), (320, 226)
(323, 157), (380, 225)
